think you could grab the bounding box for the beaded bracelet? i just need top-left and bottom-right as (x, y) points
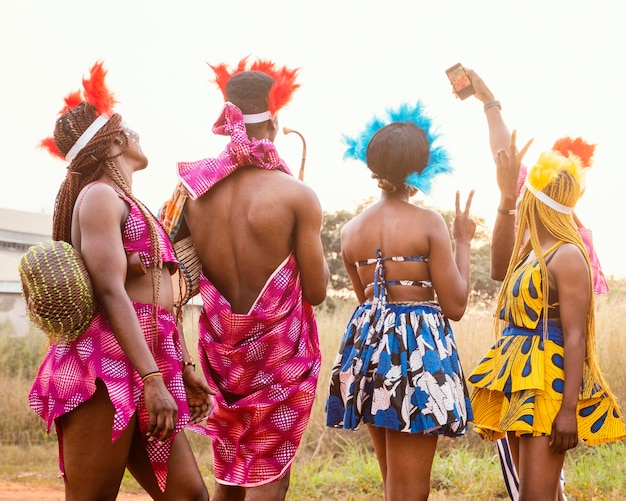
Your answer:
(141, 370), (163, 383)
(497, 207), (516, 216)
(182, 359), (196, 371)
(484, 100), (502, 112)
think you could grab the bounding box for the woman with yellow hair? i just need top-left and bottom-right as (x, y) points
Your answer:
(468, 136), (626, 500)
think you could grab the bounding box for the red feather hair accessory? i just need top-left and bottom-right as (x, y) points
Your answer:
(40, 60), (117, 160)
(552, 136), (596, 168)
(207, 56), (300, 115)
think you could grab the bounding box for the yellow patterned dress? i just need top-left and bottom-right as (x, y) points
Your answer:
(468, 242), (626, 443)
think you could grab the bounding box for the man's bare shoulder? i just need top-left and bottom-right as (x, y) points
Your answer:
(257, 170), (321, 205)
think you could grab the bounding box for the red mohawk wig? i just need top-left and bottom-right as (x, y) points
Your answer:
(207, 56), (300, 115)
(552, 136), (596, 168)
(40, 60), (117, 159)
(82, 60), (116, 116)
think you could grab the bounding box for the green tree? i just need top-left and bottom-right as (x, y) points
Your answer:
(320, 208), (354, 293)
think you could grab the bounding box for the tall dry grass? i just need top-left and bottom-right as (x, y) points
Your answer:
(1, 287), (625, 499)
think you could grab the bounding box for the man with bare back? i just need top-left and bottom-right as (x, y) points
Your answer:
(168, 59), (329, 501)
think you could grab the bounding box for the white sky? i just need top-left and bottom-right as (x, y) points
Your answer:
(2, 1), (625, 277)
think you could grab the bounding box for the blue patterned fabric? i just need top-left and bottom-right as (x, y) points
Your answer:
(325, 250), (473, 436)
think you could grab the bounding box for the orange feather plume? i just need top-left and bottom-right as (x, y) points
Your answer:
(552, 136), (596, 168)
(60, 91), (83, 114)
(207, 57), (300, 114)
(41, 60), (117, 161)
(82, 60), (116, 115)
(39, 137), (64, 160)
(207, 63), (234, 100)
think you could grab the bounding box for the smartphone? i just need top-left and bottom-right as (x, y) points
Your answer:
(445, 63), (475, 100)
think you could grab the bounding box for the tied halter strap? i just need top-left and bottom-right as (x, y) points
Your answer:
(357, 249), (431, 300)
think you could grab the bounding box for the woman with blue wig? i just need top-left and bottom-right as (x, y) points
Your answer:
(325, 102), (476, 500)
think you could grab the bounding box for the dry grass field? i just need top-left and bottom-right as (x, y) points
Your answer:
(1, 284), (625, 500)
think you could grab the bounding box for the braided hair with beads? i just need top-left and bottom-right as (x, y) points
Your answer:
(41, 61), (164, 330)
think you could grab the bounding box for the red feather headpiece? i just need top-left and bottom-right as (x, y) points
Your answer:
(207, 56), (300, 115)
(552, 136), (596, 168)
(40, 60), (117, 160)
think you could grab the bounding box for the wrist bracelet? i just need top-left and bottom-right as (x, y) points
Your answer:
(497, 207), (516, 216)
(484, 100), (502, 112)
(182, 360), (196, 371)
(141, 370), (163, 383)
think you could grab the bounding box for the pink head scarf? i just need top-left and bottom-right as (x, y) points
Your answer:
(177, 102), (292, 200)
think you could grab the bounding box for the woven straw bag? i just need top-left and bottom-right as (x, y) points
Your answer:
(160, 182), (202, 306)
(19, 240), (96, 344)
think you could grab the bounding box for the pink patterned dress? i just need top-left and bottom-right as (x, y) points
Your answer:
(197, 254), (321, 487)
(28, 186), (191, 492)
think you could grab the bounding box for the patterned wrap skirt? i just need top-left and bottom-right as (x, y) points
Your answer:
(28, 302), (197, 492)
(469, 321), (626, 443)
(197, 254), (321, 487)
(326, 300), (473, 436)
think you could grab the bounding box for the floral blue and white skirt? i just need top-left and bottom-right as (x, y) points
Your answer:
(326, 300), (472, 436)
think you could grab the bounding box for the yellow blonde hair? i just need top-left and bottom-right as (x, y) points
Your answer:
(495, 152), (611, 392)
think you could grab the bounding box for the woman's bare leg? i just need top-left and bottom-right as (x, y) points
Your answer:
(368, 425), (438, 501)
(59, 379), (133, 501)
(127, 428), (209, 500)
(367, 424), (388, 486)
(517, 436), (565, 501)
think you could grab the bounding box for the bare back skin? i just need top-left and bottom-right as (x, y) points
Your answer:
(185, 166), (328, 313)
(183, 163), (328, 501)
(341, 191), (474, 321)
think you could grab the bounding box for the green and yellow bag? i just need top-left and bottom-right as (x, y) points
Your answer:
(19, 240), (96, 344)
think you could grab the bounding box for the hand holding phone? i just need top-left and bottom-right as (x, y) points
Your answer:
(445, 63), (475, 100)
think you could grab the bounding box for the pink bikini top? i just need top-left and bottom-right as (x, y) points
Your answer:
(79, 183), (178, 272)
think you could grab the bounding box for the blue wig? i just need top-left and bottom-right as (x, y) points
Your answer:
(343, 101), (452, 194)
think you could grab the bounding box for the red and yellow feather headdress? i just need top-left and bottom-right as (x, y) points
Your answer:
(523, 136), (593, 214)
(40, 60), (117, 161)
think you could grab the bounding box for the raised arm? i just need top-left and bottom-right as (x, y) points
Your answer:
(466, 69), (534, 281)
(428, 191), (476, 321)
(490, 132), (534, 280)
(466, 69), (510, 159)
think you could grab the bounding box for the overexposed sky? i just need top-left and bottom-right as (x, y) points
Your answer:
(2, 1), (625, 276)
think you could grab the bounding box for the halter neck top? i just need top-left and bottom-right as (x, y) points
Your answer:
(356, 249), (431, 300)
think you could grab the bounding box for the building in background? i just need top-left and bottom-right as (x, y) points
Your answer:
(0, 208), (52, 336)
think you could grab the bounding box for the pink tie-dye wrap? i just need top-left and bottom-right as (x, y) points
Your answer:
(177, 102), (292, 200)
(517, 165), (609, 295)
(197, 254), (321, 487)
(29, 303), (194, 492)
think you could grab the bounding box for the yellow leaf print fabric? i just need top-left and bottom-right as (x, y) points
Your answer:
(469, 243), (626, 444)
(498, 243), (559, 329)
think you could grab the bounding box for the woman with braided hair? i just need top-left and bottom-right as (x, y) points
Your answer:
(468, 136), (626, 501)
(29, 61), (213, 500)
